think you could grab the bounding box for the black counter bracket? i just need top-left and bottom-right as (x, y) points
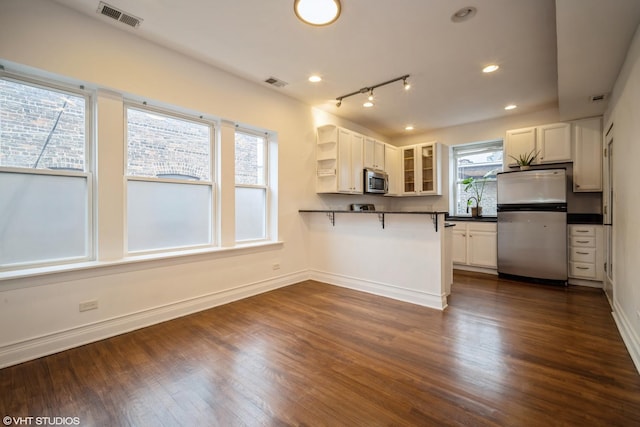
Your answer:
(299, 210), (446, 232)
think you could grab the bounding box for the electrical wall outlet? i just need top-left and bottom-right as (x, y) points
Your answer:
(79, 300), (98, 312)
(272, 263), (280, 270)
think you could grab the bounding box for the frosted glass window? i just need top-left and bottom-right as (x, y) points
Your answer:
(127, 180), (212, 252)
(0, 172), (88, 266)
(126, 107), (211, 181)
(0, 78), (86, 171)
(235, 187), (266, 241)
(235, 130), (268, 242)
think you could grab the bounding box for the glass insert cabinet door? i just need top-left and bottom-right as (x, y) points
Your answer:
(400, 142), (441, 196)
(402, 147), (415, 193)
(422, 145), (434, 192)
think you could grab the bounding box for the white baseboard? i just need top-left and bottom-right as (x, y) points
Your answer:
(309, 270), (446, 310)
(612, 299), (640, 374)
(0, 270), (309, 369)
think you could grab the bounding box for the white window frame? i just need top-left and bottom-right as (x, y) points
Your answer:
(124, 102), (216, 255)
(0, 73), (93, 271)
(234, 127), (270, 243)
(451, 140), (503, 216)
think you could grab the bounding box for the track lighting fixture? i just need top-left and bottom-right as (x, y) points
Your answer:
(334, 74), (410, 108)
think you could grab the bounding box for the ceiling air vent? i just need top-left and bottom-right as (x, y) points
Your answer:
(264, 77), (288, 88)
(589, 93), (607, 103)
(97, 2), (143, 28)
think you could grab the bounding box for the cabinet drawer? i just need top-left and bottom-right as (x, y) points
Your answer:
(570, 247), (596, 263)
(570, 262), (596, 279)
(570, 226), (595, 237)
(570, 236), (595, 247)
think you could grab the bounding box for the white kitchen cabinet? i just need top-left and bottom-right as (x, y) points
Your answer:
(568, 224), (604, 284)
(316, 125), (363, 194)
(505, 123), (571, 167)
(468, 230), (498, 267)
(572, 117), (603, 192)
(505, 127), (536, 168)
(384, 144), (400, 196)
(401, 142), (441, 196)
(452, 227), (468, 264)
(537, 123), (572, 163)
(364, 137), (385, 171)
(450, 221), (497, 270)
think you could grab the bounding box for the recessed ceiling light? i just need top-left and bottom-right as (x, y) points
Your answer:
(505, 104), (517, 110)
(294, 0), (341, 26)
(482, 64), (499, 73)
(405, 125), (414, 131)
(308, 75), (322, 83)
(451, 6), (477, 23)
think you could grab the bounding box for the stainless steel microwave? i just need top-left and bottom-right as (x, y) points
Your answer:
(364, 168), (388, 194)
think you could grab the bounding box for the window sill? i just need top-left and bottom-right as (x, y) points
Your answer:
(0, 241), (284, 285)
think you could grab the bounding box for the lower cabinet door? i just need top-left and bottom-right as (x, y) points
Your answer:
(452, 229), (467, 264)
(468, 231), (497, 268)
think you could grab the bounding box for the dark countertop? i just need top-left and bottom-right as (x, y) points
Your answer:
(446, 214), (602, 225)
(300, 210), (448, 215)
(567, 213), (603, 224)
(445, 215), (497, 223)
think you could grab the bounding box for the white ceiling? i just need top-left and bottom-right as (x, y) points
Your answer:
(53, 0), (640, 138)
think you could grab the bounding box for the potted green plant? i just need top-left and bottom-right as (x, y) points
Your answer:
(509, 148), (539, 170)
(462, 169), (498, 217)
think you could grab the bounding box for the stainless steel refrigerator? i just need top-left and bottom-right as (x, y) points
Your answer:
(497, 169), (567, 284)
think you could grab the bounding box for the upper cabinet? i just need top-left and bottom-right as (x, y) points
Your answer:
(537, 123), (572, 163)
(384, 144), (401, 196)
(504, 127), (536, 167)
(505, 123), (571, 167)
(401, 142), (442, 196)
(364, 137), (385, 171)
(572, 117), (603, 192)
(505, 118), (603, 193)
(316, 125), (363, 194)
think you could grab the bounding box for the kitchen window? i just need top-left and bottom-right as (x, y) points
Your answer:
(452, 140), (503, 216)
(235, 129), (268, 242)
(125, 105), (215, 253)
(0, 75), (92, 270)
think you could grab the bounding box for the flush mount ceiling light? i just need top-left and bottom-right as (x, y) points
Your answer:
(504, 104), (517, 110)
(308, 75), (322, 82)
(451, 6), (477, 23)
(294, 0), (341, 26)
(482, 64), (499, 73)
(335, 74), (410, 108)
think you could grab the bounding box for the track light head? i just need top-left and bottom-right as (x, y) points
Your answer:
(403, 78), (411, 91)
(336, 99), (342, 108)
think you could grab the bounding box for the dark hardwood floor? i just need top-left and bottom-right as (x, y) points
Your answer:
(1, 272), (640, 426)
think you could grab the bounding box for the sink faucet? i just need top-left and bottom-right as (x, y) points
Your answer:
(466, 197), (478, 214)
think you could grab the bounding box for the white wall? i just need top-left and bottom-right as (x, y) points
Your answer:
(0, 0), (324, 367)
(604, 23), (640, 369)
(305, 213), (447, 309)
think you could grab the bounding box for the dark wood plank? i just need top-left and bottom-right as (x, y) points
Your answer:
(1, 272), (639, 426)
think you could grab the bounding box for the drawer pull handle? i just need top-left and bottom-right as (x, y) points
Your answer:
(576, 266), (589, 270)
(576, 230), (590, 233)
(576, 251), (590, 255)
(576, 240), (590, 243)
